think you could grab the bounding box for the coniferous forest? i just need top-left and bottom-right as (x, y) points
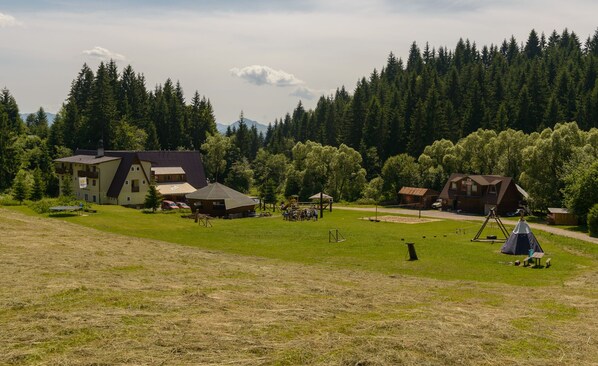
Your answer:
(1, 28), (598, 218)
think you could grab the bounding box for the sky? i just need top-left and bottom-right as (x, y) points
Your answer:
(1, 1), (597, 124)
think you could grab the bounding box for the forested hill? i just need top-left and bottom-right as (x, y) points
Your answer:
(264, 28), (598, 160)
(51, 61), (218, 152)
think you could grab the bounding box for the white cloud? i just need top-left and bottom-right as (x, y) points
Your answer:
(290, 86), (317, 100)
(0, 12), (22, 27)
(230, 65), (303, 87)
(82, 46), (125, 61)
(290, 86), (337, 100)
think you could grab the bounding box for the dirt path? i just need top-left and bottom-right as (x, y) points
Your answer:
(336, 206), (598, 244)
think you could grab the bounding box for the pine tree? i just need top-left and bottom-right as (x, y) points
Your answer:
(30, 168), (45, 201)
(144, 180), (163, 212)
(85, 62), (118, 148)
(12, 172), (29, 204)
(60, 174), (74, 200)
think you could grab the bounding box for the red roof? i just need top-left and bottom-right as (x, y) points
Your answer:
(399, 187), (438, 197)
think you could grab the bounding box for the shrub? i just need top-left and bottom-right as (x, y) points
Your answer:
(28, 198), (61, 214)
(588, 203), (598, 238)
(0, 194), (19, 206)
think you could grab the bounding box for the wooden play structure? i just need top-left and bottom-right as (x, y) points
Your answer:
(471, 207), (509, 242)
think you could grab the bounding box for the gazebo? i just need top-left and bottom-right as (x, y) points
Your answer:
(309, 192), (333, 211)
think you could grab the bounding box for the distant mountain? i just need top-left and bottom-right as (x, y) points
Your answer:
(20, 112), (56, 125)
(217, 118), (269, 135)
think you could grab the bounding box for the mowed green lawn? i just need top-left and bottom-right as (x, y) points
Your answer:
(14, 205), (597, 286)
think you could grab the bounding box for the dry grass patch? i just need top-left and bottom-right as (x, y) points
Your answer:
(359, 215), (441, 224)
(1, 208), (597, 365)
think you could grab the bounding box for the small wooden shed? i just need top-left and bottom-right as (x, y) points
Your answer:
(547, 208), (578, 225)
(399, 187), (439, 209)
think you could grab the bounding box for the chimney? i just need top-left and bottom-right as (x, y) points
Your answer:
(96, 139), (105, 158)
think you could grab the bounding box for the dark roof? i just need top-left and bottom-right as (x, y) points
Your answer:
(75, 149), (207, 198)
(186, 182), (256, 210)
(439, 173), (520, 205)
(55, 155), (121, 164)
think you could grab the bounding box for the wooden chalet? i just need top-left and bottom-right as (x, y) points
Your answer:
(438, 173), (528, 215)
(398, 187), (439, 209)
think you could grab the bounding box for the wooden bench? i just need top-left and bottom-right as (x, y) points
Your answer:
(545, 258), (551, 268)
(523, 256), (532, 267)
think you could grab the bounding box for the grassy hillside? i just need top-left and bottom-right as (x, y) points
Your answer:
(1, 207), (597, 365)
(13, 205), (597, 287)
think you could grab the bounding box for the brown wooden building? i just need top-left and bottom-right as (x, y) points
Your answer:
(398, 187), (439, 209)
(547, 208), (578, 225)
(438, 174), (528, 215)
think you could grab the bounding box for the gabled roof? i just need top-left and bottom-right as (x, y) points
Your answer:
(398, 187), (439, 197)
(186, 182), (256, 210)
(75, 149), (207, 198)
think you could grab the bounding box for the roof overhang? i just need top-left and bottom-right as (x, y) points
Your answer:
(156, 182), (196, 196)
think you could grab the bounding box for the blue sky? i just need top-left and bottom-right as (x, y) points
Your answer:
(1, 0), (597, 124)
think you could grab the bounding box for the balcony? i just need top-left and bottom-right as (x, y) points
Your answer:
(77, 170), (99, 179)
(55, 167), (73, 175)
(132, 186), (140, 193)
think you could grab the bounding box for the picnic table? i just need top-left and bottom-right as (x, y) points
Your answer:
(531, 251), (545, 267)
(49, 205), (83, 215)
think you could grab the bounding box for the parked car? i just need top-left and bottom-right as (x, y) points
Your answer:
(431, 198), (443, 209)
(176, 201), (190, 209)
(161, 200), (179, 210)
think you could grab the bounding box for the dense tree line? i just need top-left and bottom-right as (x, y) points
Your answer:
(262, 28), (598, 167)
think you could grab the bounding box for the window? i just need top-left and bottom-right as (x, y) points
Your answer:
(92, 179), (96, 186)
(131, 179), (140, 193)
(472, 183), (477, 193)
(451, 182), (457, 190)
(127, 196), (131, 201)
(85, 193), (88, 201)
(489, 185), (497, 194)
(136, 166), (140, 171)
(125, 180), (129, 185)
(131, 167), (135, 172)
(142, 180), (146, 185)
(93, 195), (96, 202)
(213, 201), (225, 209)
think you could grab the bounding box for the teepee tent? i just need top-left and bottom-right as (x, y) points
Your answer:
(500, 219), (543, 255)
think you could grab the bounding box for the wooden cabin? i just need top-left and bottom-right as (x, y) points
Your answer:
(438, 174), (528, 215)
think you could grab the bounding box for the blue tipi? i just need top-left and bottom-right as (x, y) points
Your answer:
(500, 218), (543, 255)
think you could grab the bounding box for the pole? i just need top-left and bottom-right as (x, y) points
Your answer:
(319, 191), (324, 219)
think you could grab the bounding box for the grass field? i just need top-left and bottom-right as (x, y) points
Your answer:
(1, 206), (597, 365)
(13, 204), (597, 287)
